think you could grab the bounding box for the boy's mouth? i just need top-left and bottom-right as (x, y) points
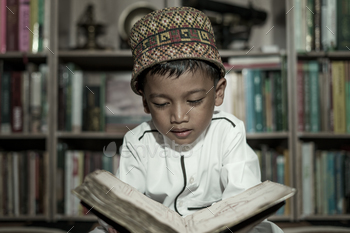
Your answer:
(171, 128), (192, 138)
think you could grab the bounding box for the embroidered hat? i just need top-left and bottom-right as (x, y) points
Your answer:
(129, 6), (225, 95)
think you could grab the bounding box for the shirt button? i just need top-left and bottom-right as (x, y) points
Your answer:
(178, 201), (183, 207)
(189, 177), (194, 184)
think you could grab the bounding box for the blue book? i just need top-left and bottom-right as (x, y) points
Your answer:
(276, 155), (285, 215)
(327, 151), (336, 215)
(243, 69), (255, 133)
(253, 70), (264, 132)
(335, 151), (345, 214)
(309, 61), (320, 132)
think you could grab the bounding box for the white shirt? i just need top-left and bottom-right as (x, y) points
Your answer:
(90, 110), (283, 233)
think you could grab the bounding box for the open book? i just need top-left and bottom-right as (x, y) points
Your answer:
(72, 170), (295, 233)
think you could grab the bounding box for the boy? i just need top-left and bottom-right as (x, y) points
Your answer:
(91, 6), (283, 233)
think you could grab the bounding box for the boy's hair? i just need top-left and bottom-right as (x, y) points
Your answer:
(137, 59), (221, 94)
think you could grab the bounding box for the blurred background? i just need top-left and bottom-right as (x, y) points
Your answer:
(0, 0), (350, 232)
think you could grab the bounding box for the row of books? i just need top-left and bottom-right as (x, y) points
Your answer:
(224, 68), (288, 133)
(301, 142), (350, 216)
(56, 143), (120, 216)
(0, 0), (50, 53)
(297, 60), (350, 133)
(0, 62), (48, 133)
(58, 64), (151, 133)
(0, 150), (47, 216)
(294, 0), (350, 52)
(255, 146), (290, 216)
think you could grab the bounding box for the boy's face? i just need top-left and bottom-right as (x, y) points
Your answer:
(140, 68), (226, 145)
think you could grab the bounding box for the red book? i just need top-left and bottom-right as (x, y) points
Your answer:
(0, 0), (7, 53)
(6, 0), (19, 51)
(18, 0), (30, 51)
(11, 71), (23, 132)
(297, 62), (304, 132)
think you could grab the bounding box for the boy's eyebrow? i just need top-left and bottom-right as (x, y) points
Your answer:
(149, 88), (207, 99)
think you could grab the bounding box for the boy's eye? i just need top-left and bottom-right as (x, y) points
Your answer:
(153, 102), (168, 109)
(188, 98), (204, 106)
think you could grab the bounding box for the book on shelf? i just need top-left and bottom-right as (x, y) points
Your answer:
(0, 62), (48, 134)
(223, 66), (288, 133)
(0, 150), (47, 216)
(254, 146), (290, 216)
(299, 141), (350, 216)
(73, 170), (295, 233)
(58, 65), (151, 133)
(297, 59), (350, 133)
(56, 142), (120, 216)
(0, 0), (49, 53)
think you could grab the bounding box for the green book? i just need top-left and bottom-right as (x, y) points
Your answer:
(336, 0), (350, 50)
(309, 61), (320, 132)
(253, 70), (263, 132)
(346, 62), (350, 133)
(281, 56), (288, 131)
(303, 63), (310, 132)
(274, 72), (283, 131)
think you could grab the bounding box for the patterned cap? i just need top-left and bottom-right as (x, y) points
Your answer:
(129, 6), (225, 95)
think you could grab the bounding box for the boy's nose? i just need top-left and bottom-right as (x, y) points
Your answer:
(170, 104), (190, 124)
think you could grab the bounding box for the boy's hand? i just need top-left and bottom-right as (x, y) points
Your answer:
(108, 228), (118, 233)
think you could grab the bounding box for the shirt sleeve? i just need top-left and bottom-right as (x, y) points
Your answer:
(220, 121), (262, 200)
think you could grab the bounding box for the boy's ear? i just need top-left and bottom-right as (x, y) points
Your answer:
(139, 90), (151, 114)
(214, 77), (227, 106)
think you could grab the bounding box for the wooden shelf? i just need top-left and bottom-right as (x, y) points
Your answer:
(0, 52), (48, 58)
(0, 215), (49, 221)
(268, 215), (292, 221)
(301, 215), (350, 220)
(297, 132), (350, 139)
(54, 215), (97, 221)
(58, 50), (131, 57)
(56, 131), (126, 139)
(0, 133), (47, 139)
(246, 132), (289, 139)
(297, 50), (350, 58)
(219, 50), (284, 58)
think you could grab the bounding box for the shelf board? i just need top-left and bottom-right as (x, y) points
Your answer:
(0, 215), (48, 221)
(0, 133), (47, 139)
(55, 215), (97, 221)
(58, 50), (132, 57)
(302, 214), (350, 220)
(0, 52), (48, 58)
(246, 132), (289, 139)
(297, 50), (350, 58)
(219, 50), (283, 57)
(56, 131), (126, 139)
(298, 132), (350, 139)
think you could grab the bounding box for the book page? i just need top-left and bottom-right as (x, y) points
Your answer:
(184, 181), (295, 233)
(76, 170), (186, 233)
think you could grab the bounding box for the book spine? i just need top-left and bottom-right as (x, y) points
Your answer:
(11, 72), (23, 132)
(302, 142), (314, 216)
(297, 62), (304, 131)
(72, 70), (83, 133)
(1, 72), (11, 133)
(66, 63), (73, 132)
(328, 0), (337, 50)
(327, 151), (336, 214)
(7, 152), (13, 215)
(22, 71), (30, 133)
(0, 153), (3, 216)
(6, 0), (19, 51)
(40, 64), (48, 132)
(29, 0), (38, 52)
(314, 0), (321, 51)
(2, 153), (8, 215)
(346, 61), (350, 133)
(18, 0), (30, 51)
(321, 151), (328, 214)
(303, 63), (310, 132)
(0, 0), (7, 53)
(56, 143), (64, 214)
(284, 149), (290, 215)
(335, 152), (345, 214)
(276, 155), (285, 215)
(243, 69), (255, 133)
(100, 73), (106, 132)
(281, 57), (288, 131)
(275, 71), (283, 131)
(72, 151), (79, 215)
(58, 65), (66, 131)
(78, 151), (84, 215)
(30, 72), (42, 133)
(64, 150), (72, 215)
(332, 61), (346, 133)
(305, 0), (315, 51)
(315, 151), (322, 214)
(253, 70), (263, 132)
(20, 151), (28, 214)
(309, 61), (320, 132)
(37, 0), (43, 51)
(336, 0), (350, 50)
(264, 77), (272, 132)
(43, 0), (50, 48)
(294, 0), (304, 52)
(13, 152), (19, 216)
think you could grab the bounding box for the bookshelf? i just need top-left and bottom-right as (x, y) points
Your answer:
(2, 0), (349, 227)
